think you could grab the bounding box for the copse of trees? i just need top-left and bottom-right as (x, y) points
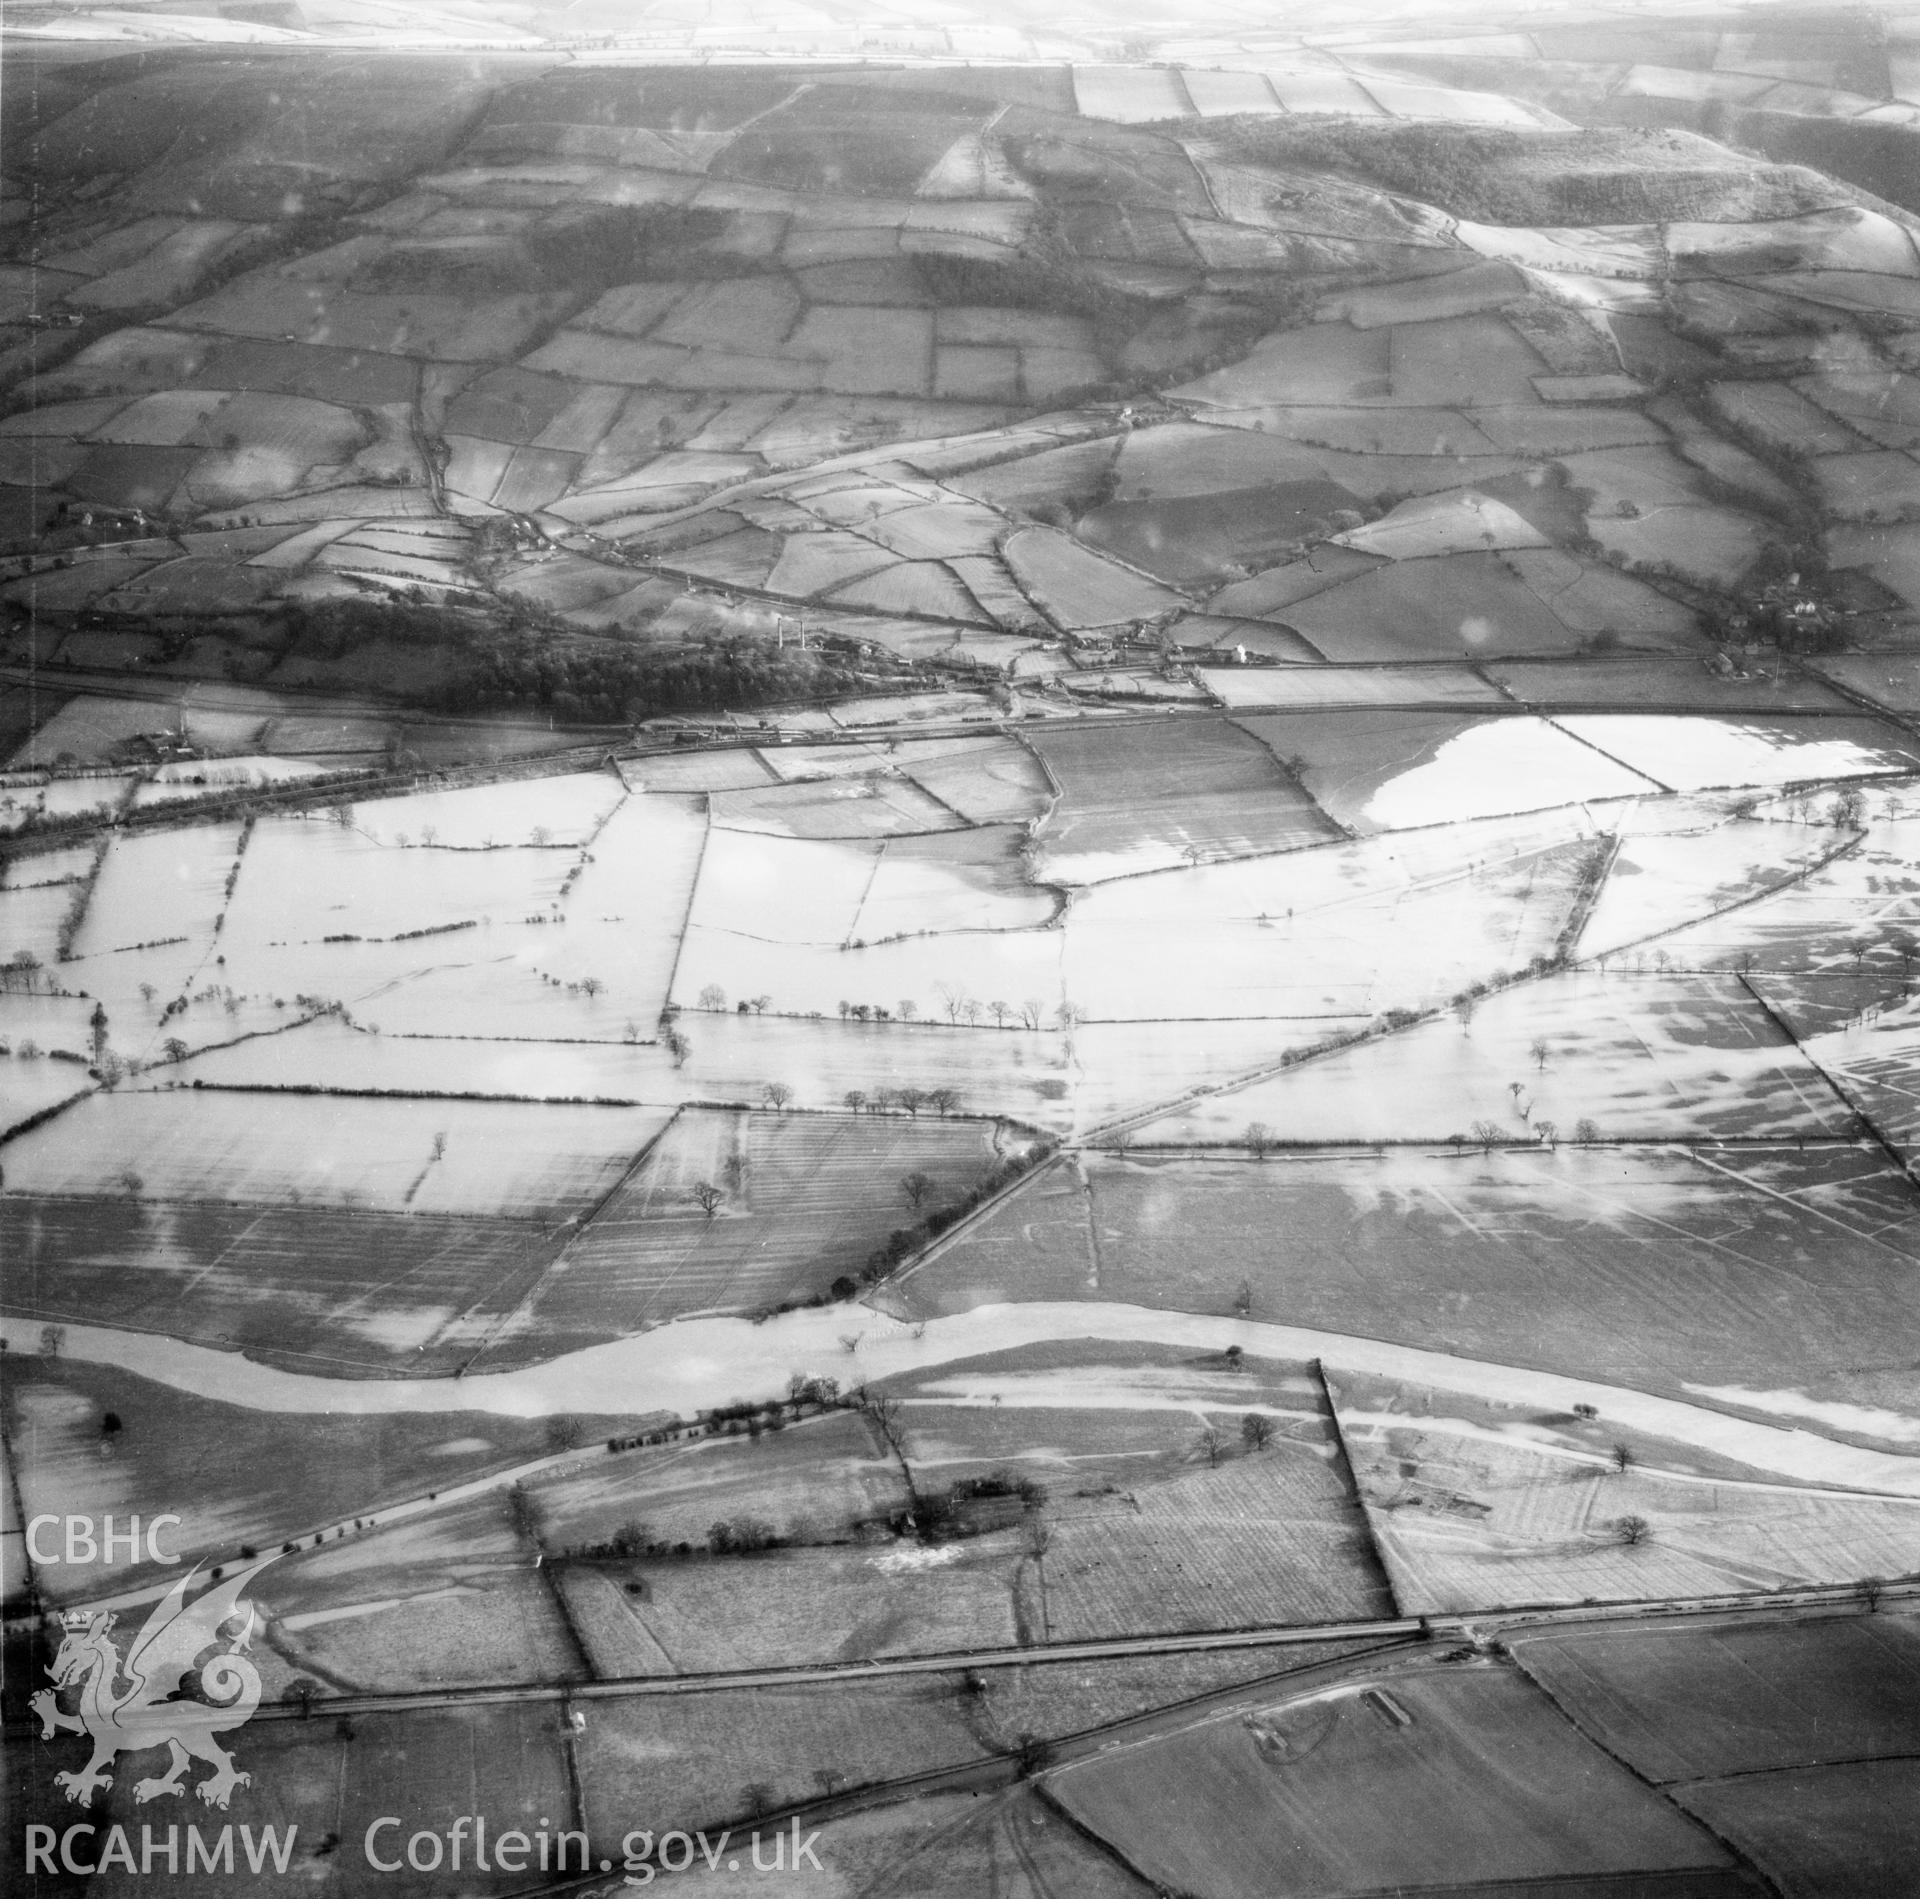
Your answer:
(1207, 118), (1842, 227)
(438, 624), (862, 724)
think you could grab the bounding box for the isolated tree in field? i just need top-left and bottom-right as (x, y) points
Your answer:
(163, 1036), (189, 1063)
(1223, 1344), (1244, 1370)
(901, 1170), (934, 1212)
(139, 982), (157, 1008)
(926, 1086), (960, 1118)
(40, 1325), (64, 1358)
(505, 1483), (543, 1553)
(853, 1386), (909, 1464)
(1535, 1119), (1558, 1150)
(1614, 1515), (1651, 1547)
(764, 1081), (793, 1111)
(1448, 1132), (1468, 1154)
(430, 1131), (447, 1163)
(1529, 1037), (1551, 1071)
(844, 1089), (867, 1115)
(1860, 1575), (1887, 1613)
(1469, 1119), (1504, 1154)
(749, 995), (770, 1014)
(100, 1411), (122, 1440)
(1573, 1118), (1601, 1144)
(1245, 1121), (1273, 1161)
(664, 1028), (691, 1067)
(1241, 1413), (1274, 1452)
(690, 1181), (724, 1218)
(1610, 1442), (1634, 1473)
(1232, 1278), (1253, 1320)
(1456, 995), (1476, 1032)
(580, 976), (604, 998)
(1196, 1424), (1225, 1467)
(1845, 935), (1872, 973)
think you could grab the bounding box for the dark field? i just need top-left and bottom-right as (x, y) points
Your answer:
(905, 1146), (1920, 1415)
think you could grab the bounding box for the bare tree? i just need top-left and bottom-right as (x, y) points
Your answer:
(896, 1086), (926, 1118)
(664, 1028), (691, 1067)
(926, 1086), (960, 1118)
(1573, 1117), (1601, 1144)
(1529, 1037), (1551, 1071)
(898, 999), (918, 1022)
(1535, 1119), (1558, 1150)
(901, 1170), (934, 1212)
(987, 1000), (1012, 1029)
(1245, 1121), (1273, 1161)
(1614, 1514), (1651, 1547)
(1196, 1423), (1225, 1467)
(1610, 1442), (1634, 1474)
(1469, 1119), (1504, 1155)
(1861, 1575), (1887, 1613)
(690, 1181), (724, 1218)
(1241, 1414), (1274, 1451)
(1019, 997), (1044, 1030)
(697, 984), (728, 1010)
(764, 1082), (794, 1111)
(1232, 1278), (1253, 1320)
(844, 1089), (867, 1115)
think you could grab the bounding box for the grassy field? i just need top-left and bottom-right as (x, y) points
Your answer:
(1038, 1449), (1391, 1639)
(1049, 1661), (1734, 1897)
(1, 1089), (669, 1217)
(1516, 1619), (1920, 1783)
(905, 1146), (1920, 1417)
(1234, 708), (1654, 831)
(1134, 969), (1856, 1146)
(1026, 718), (1338, 883)
(571, 1536), (1025, 1673)
(1335, 1375), (1920, 1611)
(1650, 808), (1920, 972)
(1675, 1760), (1920, 1895)
(478, 1107), (1008, 1348)
(1062, 812), (1598, 1020)
(2, 1193), (553, 1373)
(579, 1675), (993, 1840)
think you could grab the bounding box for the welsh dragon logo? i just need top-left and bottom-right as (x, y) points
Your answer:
(31, 1558), (273, 1810)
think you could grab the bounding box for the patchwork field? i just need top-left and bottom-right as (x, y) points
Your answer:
(8, 32), (1920, 1895)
